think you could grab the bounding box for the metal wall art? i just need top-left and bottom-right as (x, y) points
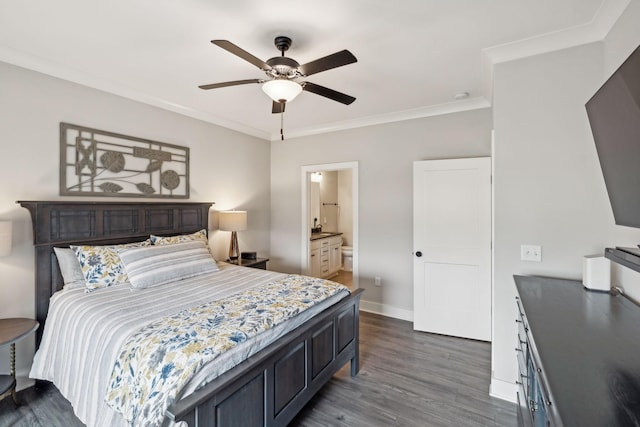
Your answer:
(60, 123), (189, 198)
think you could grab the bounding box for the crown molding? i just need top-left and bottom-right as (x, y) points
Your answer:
(271, 97), (492, 141)
(483, 0), (630, 65)
(1, 43), (490, 142)
(0, 45), (271, 140)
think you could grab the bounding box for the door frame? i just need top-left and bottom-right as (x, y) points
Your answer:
(301, 161), (358, 290)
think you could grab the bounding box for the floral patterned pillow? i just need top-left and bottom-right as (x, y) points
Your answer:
(150, 229), (208, 246)
(72, 240), (150, 292)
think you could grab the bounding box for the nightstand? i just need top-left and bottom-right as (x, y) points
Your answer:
(228, 257), (269, 270)
(0, 318), (39, 406)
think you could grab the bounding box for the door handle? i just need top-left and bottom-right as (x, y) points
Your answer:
(415, 251), (422, 257)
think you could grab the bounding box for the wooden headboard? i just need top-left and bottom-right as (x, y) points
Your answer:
(19, 200), (213, 345)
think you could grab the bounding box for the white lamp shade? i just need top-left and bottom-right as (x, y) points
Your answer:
(218, 211), (247, 232)
(262, 80), (302, 103)
(0, 220), (12, 257)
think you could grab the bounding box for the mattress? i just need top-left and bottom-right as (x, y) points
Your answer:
(30, 263), (349, 427)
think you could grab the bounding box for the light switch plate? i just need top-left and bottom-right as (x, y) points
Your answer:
(521, 245), (542, 262)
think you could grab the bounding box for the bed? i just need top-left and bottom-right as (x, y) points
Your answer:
(19, 200), (363, 427)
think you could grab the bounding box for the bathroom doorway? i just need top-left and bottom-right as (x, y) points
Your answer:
(301, 162), (358, 290)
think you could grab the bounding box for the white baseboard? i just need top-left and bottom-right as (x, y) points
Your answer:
(489, 377), (517, 403)
(360, 300), (413, 322)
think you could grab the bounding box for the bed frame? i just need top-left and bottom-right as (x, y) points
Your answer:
(19, 200), (362, 427)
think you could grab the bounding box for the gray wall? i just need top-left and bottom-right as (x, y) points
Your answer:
(0, 61), (271, 385)
(319, 170), (339, 232)
(337, 169), (354, 246)
(270, 109), (492, 318)
(492, 42), (608, 396)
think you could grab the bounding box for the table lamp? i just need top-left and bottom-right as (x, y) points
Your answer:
(218, 211), (247, 260)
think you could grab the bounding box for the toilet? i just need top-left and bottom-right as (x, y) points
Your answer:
(341, 244), (353, 272)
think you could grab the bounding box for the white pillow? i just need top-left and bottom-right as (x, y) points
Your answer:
(53, 247), (86, 290)
(118, 240), (219, 289)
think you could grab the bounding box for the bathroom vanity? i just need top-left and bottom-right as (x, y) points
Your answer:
(309, 232), (342, 278)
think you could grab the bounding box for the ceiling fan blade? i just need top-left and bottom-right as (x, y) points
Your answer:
(211, 40), (270, 70)
(198, 79), (262, 90)
(299, 50), (357, 76)
(272, 101), (286, 114)
(302, 82), (356, 105)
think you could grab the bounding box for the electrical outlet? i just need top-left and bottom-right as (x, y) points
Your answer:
(521, 245), (542, 262)
(374, 276), (382, 287)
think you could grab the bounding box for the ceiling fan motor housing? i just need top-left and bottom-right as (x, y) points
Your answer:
(265, 56), (300, 79)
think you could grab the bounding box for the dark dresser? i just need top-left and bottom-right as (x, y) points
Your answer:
(515, 275), (640, 426)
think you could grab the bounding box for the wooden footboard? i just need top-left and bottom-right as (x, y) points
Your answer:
(166, 288), (363, 427)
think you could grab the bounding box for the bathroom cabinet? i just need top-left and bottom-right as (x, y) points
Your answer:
(320, 238), (330, 276)
(309, 244), (321, 277)
(309, 234), (342, 279)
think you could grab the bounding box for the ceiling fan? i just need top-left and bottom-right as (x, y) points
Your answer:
(198, 36), (357, 115)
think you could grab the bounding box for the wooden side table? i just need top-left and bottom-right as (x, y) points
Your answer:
(0, 318), (39, 406)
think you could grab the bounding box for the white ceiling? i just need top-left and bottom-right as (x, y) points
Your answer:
(0, 0), (629, 140)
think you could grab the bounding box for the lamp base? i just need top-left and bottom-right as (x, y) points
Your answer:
(228, 231), (240, 261)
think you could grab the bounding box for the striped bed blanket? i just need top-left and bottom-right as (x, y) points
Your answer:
(104, 274), (347, 427)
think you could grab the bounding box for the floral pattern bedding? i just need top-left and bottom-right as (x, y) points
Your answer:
(104, 274), (347, 426)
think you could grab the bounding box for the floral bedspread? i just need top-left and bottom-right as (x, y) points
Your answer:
(104, 275), (348, 427)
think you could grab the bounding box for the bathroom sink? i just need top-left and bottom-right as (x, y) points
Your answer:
(310, 231), (342, 240)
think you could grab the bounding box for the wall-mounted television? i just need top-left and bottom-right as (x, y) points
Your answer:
(586, 44), (640, 228)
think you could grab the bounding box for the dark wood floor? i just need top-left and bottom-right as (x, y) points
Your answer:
(331, 270), (353, 289)
(0, 312), (515, 427)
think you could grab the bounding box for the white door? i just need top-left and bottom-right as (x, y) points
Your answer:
(413, 158), (491, 341)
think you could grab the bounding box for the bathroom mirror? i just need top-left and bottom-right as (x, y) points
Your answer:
(309, 180), (320, 231)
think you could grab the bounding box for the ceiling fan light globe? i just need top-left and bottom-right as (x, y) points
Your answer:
(262, 79), (302, 103)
